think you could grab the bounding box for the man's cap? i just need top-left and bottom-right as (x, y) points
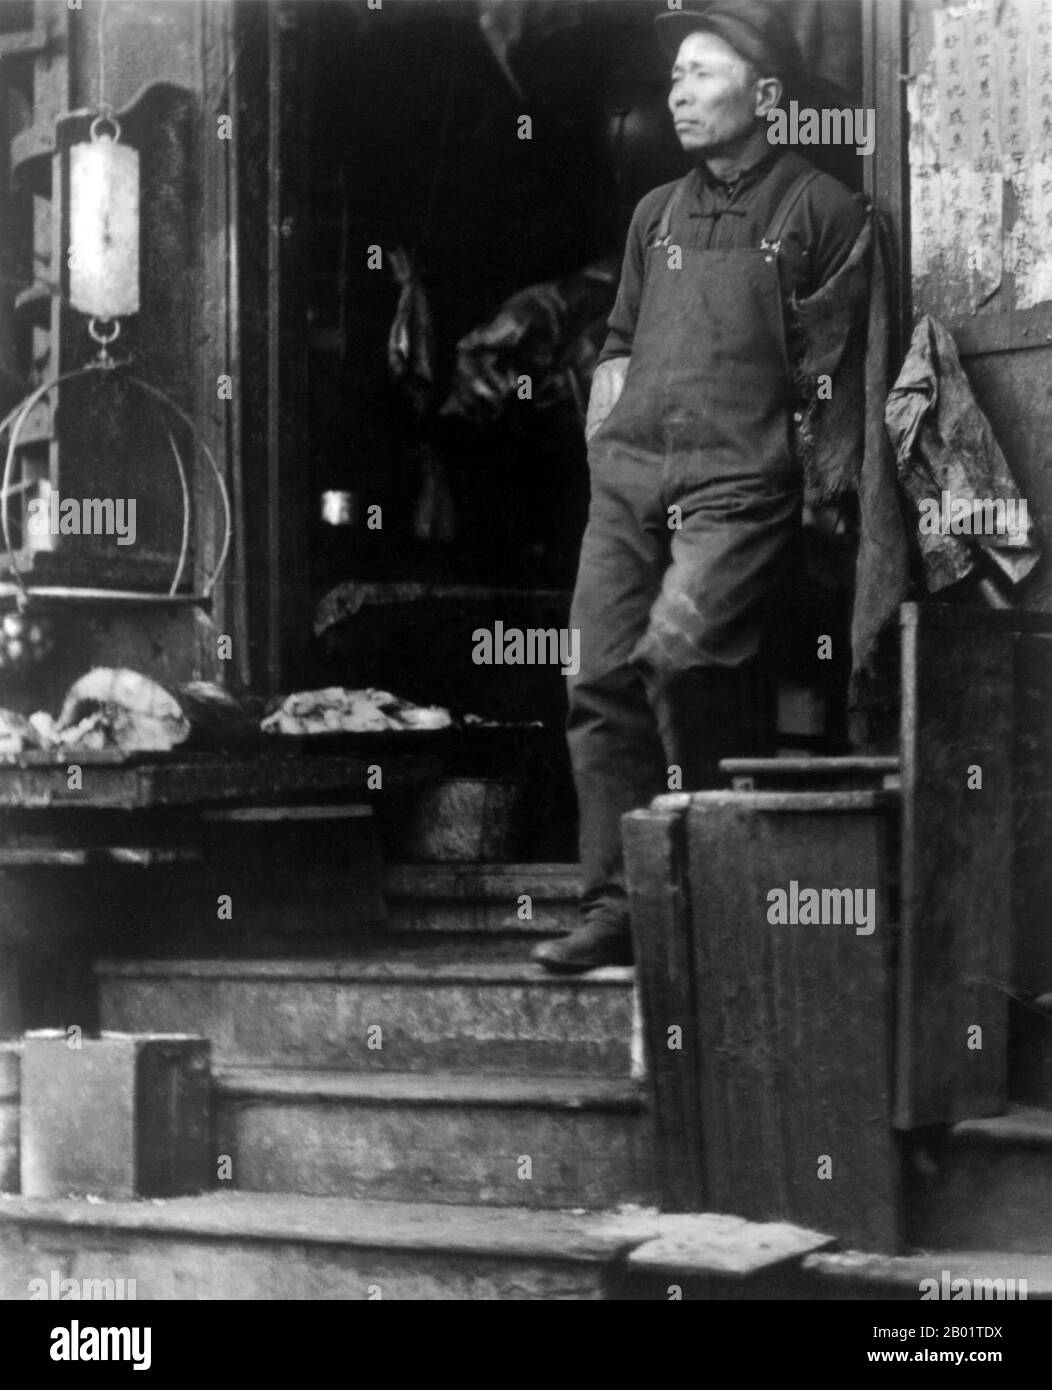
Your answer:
(655, 2), (805, 90)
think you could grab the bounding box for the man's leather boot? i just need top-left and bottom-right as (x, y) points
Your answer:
(531, 916), (633, 973)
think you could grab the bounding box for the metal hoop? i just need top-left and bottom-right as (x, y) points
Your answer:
(88, 317), (121, 348)
(0, 362), (232, 602)
(89, 112), (121, 144)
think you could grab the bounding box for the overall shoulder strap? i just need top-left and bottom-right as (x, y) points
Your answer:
(653, 179), (690, 245)
(762, 165), (824, 248)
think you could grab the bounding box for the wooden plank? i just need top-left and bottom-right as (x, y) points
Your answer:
(685, 793), (900, 1252)
(625, 1213), (835, 1279)
(197, 0), (247, 684)
(1012, 633), (1052, 985)
(0, 749), (131, 767)
(687, 789), (896, 814)
(0, 25), (49, 59)
(896, 604), (1052, 636)
(201, 804), (372, 823)
(951, 303), (1052, 359)
(622, 807), (704, 1211)
(721, 758), (900, 777)
(138, 754), (437, 810)
(897, 603), (1015, 1127)
(0, 766), (156, 810)
(862, 0), (909, 365)
(721, 757), (899, 791)
(268, 0), (313, 692)
(0, 846), (200, 867)
(1007, 633), (1052, 1102)
(0, 753), (440, 810)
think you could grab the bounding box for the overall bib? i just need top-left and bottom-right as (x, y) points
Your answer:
(568, 168), (818, 925)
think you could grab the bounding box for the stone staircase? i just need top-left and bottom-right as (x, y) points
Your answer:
(904, 1108), (1052, 1254)
(0, 865), (662, 1298)
(93, 934), (651, 1211)
(3, 859), (1052, 1299)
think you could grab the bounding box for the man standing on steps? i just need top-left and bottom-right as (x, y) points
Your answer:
(533, 1), (868, 973)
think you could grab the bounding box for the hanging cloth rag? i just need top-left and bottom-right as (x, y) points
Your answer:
(776, 209), (910, 700)
(385, 248), (457, 543)
(475, 0), (588, 99)
(439, 259), (618, 428)
(885, 314), (1041, 593)
(387, 246), (436, 420)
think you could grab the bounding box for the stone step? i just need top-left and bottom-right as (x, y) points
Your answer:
(215, 1068), (652, 1210)
(0, 1194), (833, 1300)
(803, 1249), (1052, 1300)
(906, 1106), (1052, 1253)
(383, 863), (581, 935)
(0, 1193), (645, 1300)
(96, 947), (635, 1077)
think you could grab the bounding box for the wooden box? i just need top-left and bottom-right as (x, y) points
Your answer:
(625, 784), (901, 1251)
(20, 1031), (211, 1199)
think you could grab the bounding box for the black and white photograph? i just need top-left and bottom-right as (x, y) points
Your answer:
(0, 0), (1047, 1342)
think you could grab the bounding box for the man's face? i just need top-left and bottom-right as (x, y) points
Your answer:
(668, 30), (769, 155)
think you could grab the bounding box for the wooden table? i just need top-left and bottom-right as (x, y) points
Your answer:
(0, 749), (439, 811)
(0, 747), (443, 1037)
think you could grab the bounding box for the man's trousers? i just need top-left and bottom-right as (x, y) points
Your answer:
(566, 448), (801, 926)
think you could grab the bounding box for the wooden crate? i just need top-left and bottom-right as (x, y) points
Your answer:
(625, 785), (901, 1251)
(895, 603), (1052, 1127)
(623, 800), (704, 1210)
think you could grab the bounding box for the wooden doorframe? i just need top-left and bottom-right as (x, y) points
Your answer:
(199, 0), (250, 689)
(203, 0), (312, 696)
(265, 0), (312, 698)
(207, 0), (911, 694)
(862, 0), (911, 371)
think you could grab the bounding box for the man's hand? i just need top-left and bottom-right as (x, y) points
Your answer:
(585, 356), (630, 442)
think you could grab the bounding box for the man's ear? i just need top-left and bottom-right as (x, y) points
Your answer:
(754, 75), (783, 118)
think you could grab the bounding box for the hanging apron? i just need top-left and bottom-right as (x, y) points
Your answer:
(587, 167), (821, 670)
